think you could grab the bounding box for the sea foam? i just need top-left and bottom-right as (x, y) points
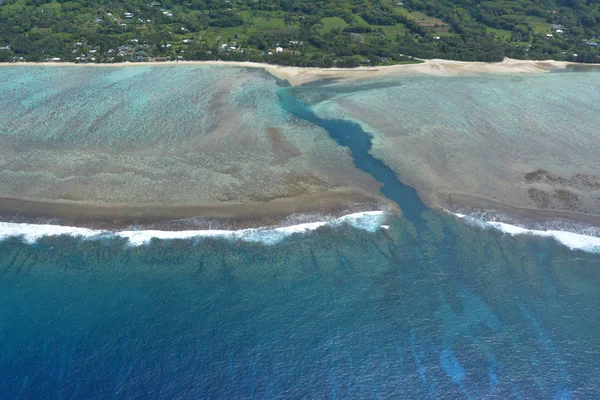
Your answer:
(0, 211), (386, 246)
(453, 212), (600, 253)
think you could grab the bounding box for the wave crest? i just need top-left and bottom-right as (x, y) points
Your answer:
(0, 211), (387, 246)
(452, 212), (600, 253)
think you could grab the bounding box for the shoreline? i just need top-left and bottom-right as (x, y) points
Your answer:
(0, 58), (583, 86)
(437, 191), (600, 229)
(0, 210), (389, 246)
(0, 189), (392, 231)
(1, 191), (599, 252)
(1, 186), (600, 234)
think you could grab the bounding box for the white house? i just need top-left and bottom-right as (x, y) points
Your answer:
(275, 47), (283, 53)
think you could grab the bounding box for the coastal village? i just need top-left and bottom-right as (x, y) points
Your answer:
(3, 0), (600, 65)
(2, 4), (313, 64)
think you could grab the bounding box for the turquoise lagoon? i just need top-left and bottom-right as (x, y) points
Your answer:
(0, 66), (600, 398)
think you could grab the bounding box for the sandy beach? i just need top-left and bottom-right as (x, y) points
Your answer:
(0, 58), (576, 86)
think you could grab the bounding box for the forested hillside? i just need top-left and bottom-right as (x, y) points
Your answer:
(1, 0), (600, 65)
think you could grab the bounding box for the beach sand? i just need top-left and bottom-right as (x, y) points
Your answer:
(1, 58), (575, 85)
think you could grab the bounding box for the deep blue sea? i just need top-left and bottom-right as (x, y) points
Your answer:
(1, 69), (600, 399)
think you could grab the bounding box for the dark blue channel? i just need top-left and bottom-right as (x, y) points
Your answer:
(277, 88), (426, 227)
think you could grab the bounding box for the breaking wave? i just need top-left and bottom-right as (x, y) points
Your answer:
(0, 211), (387, 246)
(452, 212), (600, 253)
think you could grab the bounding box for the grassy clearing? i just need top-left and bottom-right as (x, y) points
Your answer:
(487, 27), (512, 40)
(435, 31), (460, 37)
(528, 17), (550, 34)
(407, 11), (448, 27)
(251, 16), (287, 31)
(318, 17), (348, 33)
(379, 23), (408, 35)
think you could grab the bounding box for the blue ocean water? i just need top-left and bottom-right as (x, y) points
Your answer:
(1, 71), (600, 399)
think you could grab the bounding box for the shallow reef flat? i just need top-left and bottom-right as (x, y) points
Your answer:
(0, 66), (383, 227)
(310, 72), (600, 224)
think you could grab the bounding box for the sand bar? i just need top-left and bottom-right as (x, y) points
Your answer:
(0, 58), (578, 86)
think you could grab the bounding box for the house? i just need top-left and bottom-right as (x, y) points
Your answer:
(124, 12), (134, 19)
(555, 29), (563, 33)
(0, 44), (11, 50)
(89, 49), (97, 54)
(546, 34), (553, 38)
(276, 47), (283, 53)
(177, 55), (183, 61)
(589, 42), (599, 46)
(181, 39), (193, 44)
(46, 58), (61, 62)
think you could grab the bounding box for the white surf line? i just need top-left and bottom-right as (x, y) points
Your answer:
(451, 212), (600, 253)
(0, 211), (388, 246)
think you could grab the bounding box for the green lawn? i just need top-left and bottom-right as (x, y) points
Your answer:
(487, 27), (512, 40)
(251, 16), (287, 30)
(528, 17), (550, 34)
(318, 17), (348, 33)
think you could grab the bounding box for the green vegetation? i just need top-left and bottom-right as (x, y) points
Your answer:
(1, 0), (600, 66)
